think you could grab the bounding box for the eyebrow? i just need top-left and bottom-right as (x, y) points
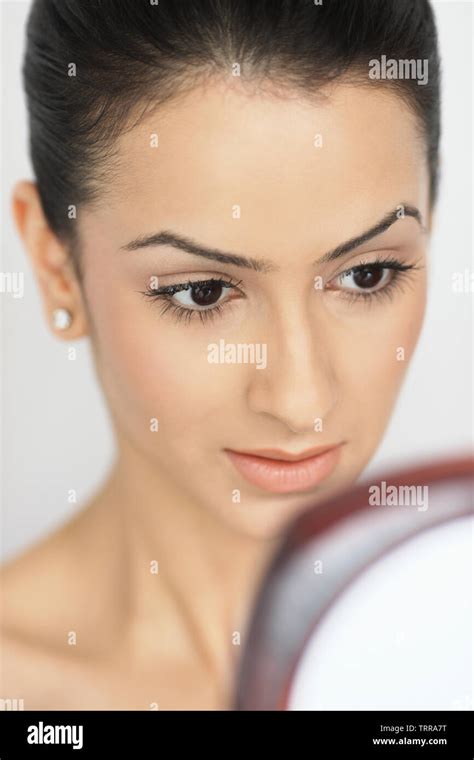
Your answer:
(316, 205), (425, 264)
(121, 229), (273, 272)
(120, 204), (425, 271)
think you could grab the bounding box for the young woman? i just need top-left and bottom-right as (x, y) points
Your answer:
(1, 0), (440, 709)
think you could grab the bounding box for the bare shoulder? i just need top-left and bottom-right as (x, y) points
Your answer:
(0, 505), (113, 709)
(0, 509), (89, 641)
(0, 630), (50, 710)
(0, 622), (107, 710)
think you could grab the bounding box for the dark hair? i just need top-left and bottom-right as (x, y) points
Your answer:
(23, 0), (441, 255)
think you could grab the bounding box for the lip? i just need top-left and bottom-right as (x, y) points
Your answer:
(225, 443), (344, 494)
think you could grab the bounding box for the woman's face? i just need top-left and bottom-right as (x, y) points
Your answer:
(78, 79), (429, 539)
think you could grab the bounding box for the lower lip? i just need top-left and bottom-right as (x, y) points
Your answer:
(225, 446), (342, 494)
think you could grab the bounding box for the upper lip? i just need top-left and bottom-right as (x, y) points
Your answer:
(226, 443), (342, 462)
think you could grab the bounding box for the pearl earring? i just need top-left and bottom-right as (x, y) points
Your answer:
(52, 307), (73, 330)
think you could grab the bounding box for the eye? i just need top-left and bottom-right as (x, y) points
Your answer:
(139, 276), (244, 324)
(171, 279), (233, 309)
(337, 265), (394, 293)
(326, 259), (417, 302)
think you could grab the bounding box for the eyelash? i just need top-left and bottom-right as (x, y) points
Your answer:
(139, 277), (243, 325)
(139, 258), (420, 324)
(334, 256), (419, 305)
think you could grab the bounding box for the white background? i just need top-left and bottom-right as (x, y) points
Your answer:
(0, 0), (472, 561)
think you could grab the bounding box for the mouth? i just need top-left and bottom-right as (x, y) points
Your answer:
(224, 443), (344, 494)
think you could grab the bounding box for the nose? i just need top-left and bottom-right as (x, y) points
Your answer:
(246, 307), (338, 434)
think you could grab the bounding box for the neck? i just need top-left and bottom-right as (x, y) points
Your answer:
(96, 434), (280, 703)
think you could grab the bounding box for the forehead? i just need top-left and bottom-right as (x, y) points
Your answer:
(90, 79), (429, 258)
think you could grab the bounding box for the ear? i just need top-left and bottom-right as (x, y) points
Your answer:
(11, 180), (90, 339)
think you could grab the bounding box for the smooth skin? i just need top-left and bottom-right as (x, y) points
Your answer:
(1, 77), (430, 709)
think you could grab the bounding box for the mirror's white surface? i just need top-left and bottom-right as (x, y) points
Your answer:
(288, 516), (473, 710)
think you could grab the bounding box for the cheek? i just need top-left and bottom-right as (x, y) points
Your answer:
(336, 286), (426, 433)
(86, 286), (244, 439)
